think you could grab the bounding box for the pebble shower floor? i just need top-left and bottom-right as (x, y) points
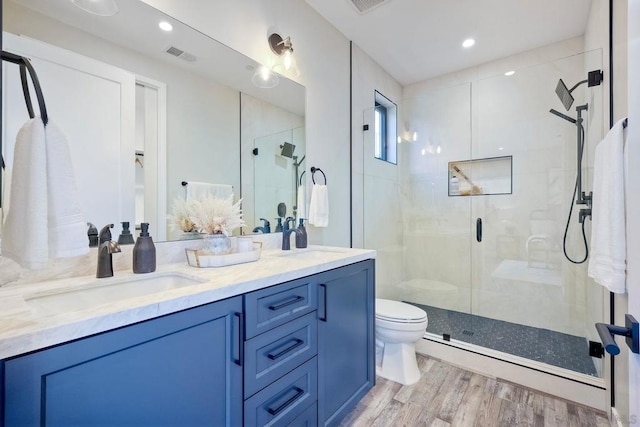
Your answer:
(409, 303), (598, 376)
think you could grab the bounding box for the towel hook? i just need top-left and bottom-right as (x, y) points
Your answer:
(310, 167), (327, 185)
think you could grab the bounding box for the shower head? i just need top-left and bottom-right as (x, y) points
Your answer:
(549, 108), (577, 124)
(280, 142), (296, 158)
(555, 79), (574, 111)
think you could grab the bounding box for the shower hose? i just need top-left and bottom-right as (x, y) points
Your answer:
(562, 124), (589, 264)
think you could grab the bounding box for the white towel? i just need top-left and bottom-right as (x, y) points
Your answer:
(308, 184), (329, 227)
(0, 163), (11, 239)
(185, 182), (233, 201)
(297, 184), (306, 220)
(1, 119), (88, 269)
(588, 118), (627, 293)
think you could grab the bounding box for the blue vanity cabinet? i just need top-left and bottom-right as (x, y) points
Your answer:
(317, 259), (375, 427)
(3, 296), (243, 427)
(243, 276), (320, 424)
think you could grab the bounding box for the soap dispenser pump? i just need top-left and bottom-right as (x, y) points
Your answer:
(133, 223), (156, 274)
(117, 221), (135, 245)
(295, 218), (307, 248)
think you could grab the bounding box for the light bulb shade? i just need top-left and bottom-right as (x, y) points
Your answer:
(251, 65), (279, 89)
(272, 51), (300, 77)
(71, 0), (119, 16)
(268, 33), (300, 78)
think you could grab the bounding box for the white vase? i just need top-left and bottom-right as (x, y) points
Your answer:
(203, 233), (232, 255)
(180, 231), (203, 240)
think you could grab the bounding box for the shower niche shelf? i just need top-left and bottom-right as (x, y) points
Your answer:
(448, 156), (512, 196)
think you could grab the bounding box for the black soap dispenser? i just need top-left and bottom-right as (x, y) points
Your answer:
(133, 223), (156, 274)
(118, 221), (135, 245)
(295, 218), (307, 248)
(87, 222), (99, 247)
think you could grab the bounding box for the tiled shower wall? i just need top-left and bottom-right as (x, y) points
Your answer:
(398, 37), (603, 338)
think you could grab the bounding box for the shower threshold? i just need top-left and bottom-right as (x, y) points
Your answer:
(408, 303), (599, 377)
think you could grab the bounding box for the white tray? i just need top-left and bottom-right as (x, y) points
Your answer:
(185, 242), (262, 268)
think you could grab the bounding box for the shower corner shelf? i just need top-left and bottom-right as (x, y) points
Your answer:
(448, 155), (512, 197)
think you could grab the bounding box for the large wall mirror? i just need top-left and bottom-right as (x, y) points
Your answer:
(1, 0), (305, 243)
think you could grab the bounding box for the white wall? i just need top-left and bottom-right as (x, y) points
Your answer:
(141, 0), (351, 247)
(625, 2), (640, 425)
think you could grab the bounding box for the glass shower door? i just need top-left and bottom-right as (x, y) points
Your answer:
(470, 49), (604, 376)
(362, 82), (474, 322)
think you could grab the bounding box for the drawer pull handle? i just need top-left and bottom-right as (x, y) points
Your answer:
(319, 284), (327, 321)
(268, 295), (304, 311)
(234, 312), (244, 366)
(267, 338), (304, 360)
(267, 387), (305, 416)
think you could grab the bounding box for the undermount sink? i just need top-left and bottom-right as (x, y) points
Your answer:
(27, 272), (207, 315)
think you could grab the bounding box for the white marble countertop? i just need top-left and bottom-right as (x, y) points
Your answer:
(0, 245), (375, 360)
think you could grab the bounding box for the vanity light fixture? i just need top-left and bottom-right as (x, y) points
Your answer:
(251, 64), (279, 89)
(269, 33), (300, 77)
(462, 38), (475, 48)
(71, 0), (119, 16)
(158, 21), (173, 32)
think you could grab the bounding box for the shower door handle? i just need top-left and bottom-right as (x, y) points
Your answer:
(476, 218), (482, 242)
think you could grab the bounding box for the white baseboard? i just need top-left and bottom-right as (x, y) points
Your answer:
(611, 408), (627, 427)
(416, 337), (607, 411)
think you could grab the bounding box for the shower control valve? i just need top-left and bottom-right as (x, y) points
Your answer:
(579, 208), (592, 223)
(577, 191), (592, 206)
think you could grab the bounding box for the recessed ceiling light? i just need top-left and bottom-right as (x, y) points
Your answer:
(504, 70), (515, 76)
(159, 21), (173, 32)
(462, 38), (475, 48)
(71, 0), (118, 16)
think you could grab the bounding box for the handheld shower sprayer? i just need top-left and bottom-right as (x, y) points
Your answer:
(559, 105), (591, 265)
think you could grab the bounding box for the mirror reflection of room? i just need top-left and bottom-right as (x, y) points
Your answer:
(1, 0), (305, 245)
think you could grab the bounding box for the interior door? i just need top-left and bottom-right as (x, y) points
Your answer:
(2, 32), (135, 232)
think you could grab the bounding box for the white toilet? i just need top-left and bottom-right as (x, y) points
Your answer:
(375, 298), (428, 385)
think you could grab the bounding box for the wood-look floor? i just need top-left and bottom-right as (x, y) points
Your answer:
(340, 354), (610, 427)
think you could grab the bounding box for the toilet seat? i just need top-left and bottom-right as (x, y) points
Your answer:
(375, 299), (427, 324)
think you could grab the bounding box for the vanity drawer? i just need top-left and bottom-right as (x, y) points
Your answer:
(289, 402), (318, 427)
(245, 312), (318, 397)
(245, 277), (317, 338)
(244, 357), (317, 427)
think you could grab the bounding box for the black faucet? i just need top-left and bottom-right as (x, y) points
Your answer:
(283, 217), (296, 232)
(97, 224), (121, 278)
(282, 228), (297, 250)
(282, 216), (296, 251)
(252, 218), (271, 233)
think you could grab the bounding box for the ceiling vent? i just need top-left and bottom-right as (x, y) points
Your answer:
(165, 46), (197, 62)
(348, 0), (391, 14)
